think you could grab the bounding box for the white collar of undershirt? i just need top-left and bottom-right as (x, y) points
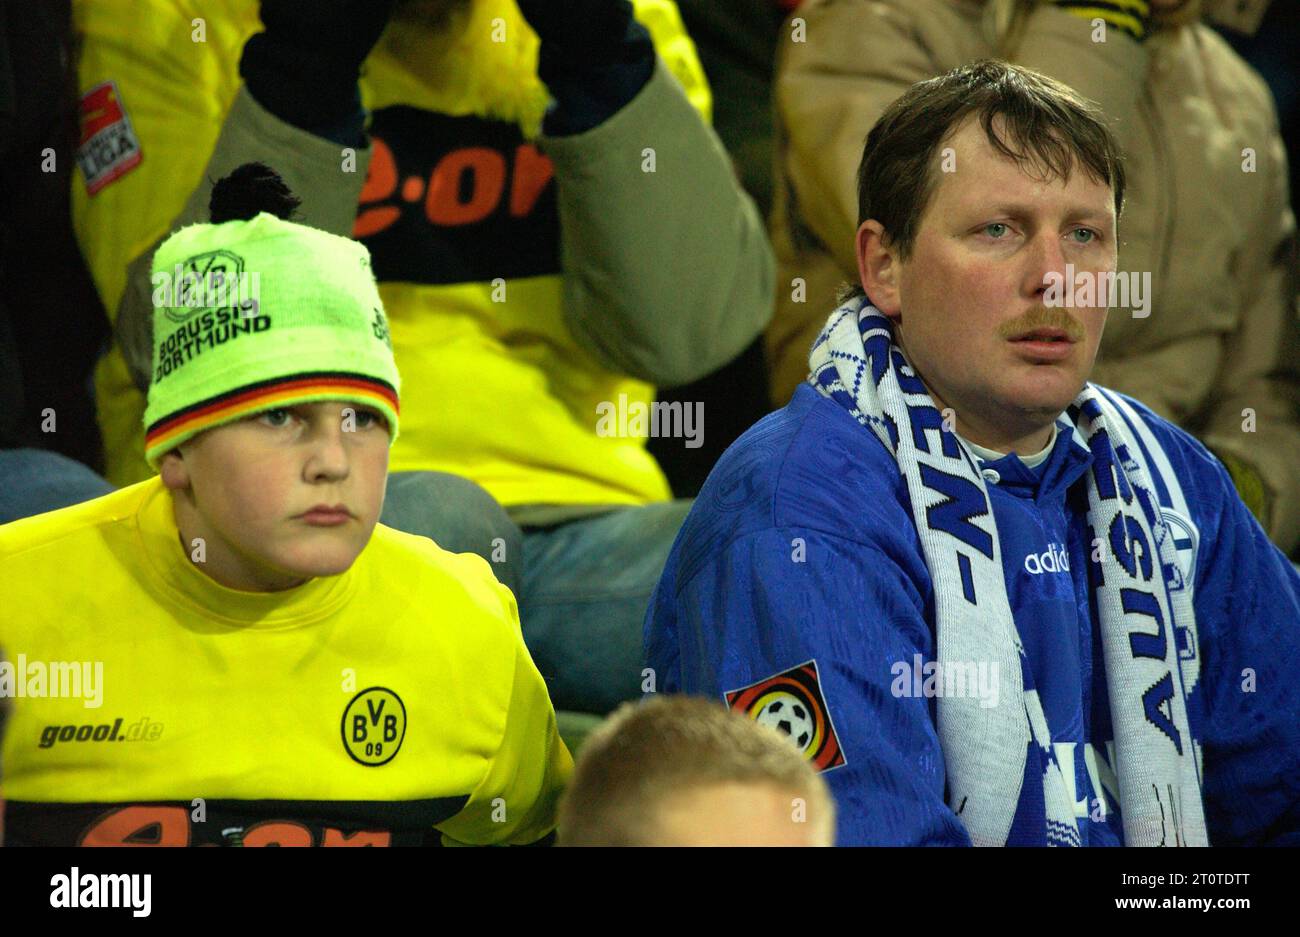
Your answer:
(961, 422), (1059, 469)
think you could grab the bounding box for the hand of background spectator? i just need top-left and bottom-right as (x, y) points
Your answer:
(516, 0), (656, 136)
(516, 0), (644, 65)
(240, 0), (400, 129)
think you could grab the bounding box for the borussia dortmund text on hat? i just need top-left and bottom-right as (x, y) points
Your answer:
(153, 309), (273, 382)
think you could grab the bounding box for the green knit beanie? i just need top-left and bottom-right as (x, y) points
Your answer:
(143, 167), (399, 468)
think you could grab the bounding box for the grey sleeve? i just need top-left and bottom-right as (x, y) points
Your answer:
(539, 59), (775, 387)
(114, 86), (372, 391)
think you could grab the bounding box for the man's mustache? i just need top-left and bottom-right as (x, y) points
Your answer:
(997, 306), (1086, 342)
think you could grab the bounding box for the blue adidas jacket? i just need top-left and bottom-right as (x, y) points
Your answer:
(644, 382), (1300, 846)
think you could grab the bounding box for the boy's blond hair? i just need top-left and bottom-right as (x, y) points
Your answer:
(558, 695), (835, 846)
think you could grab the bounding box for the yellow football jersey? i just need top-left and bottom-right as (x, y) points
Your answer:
(0, 478), (572, 846)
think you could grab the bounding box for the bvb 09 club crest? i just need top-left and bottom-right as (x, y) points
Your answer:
(341, 687), (406, 766)
(163, 250), (250, 323)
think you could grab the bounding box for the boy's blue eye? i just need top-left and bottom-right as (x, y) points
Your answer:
(1071, 228), (1096, 244)
(985, 223), (1009, 238)
(259, 408), (292, 427)
(355, 408), (389, 430)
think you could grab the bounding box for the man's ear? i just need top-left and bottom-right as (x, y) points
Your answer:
(158, 448), (190, 493)
(855, 219), (903, 318)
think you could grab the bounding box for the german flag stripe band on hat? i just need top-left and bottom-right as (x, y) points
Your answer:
(145, 372), (400, 454)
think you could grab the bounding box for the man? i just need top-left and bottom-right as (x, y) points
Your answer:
(70, 0), (773, 717)
(645, 61), (1300, 846)
(558, 695), (835, 846)
(765, 0), (1300, 556)
(0, 166), (570, 846)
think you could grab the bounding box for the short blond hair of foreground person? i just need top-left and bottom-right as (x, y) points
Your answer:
(559, 695), (835, 846)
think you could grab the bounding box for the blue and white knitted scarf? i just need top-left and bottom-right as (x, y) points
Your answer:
(809, 298), (1208, 846)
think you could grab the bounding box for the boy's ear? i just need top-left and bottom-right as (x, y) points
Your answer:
(856, 219), (903, 319)
(158, 448), (190, 492)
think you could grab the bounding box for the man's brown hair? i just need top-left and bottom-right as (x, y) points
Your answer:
(558, 695), (834, 846)
(844, 59), (1126, 298)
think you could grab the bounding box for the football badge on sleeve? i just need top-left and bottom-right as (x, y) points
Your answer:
(725, 660), (846, 771)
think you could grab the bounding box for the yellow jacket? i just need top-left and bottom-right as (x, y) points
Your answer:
(0, 477), (571, 846)
(74, 0), (774, 509)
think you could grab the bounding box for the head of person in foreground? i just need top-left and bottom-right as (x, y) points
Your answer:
(558, 695), (836, 846)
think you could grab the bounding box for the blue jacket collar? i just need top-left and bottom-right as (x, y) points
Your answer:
(971, 416), (1094, 502)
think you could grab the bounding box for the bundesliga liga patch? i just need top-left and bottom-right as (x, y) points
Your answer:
(77, 81), (143, 195)
(725, 660), (846, 772)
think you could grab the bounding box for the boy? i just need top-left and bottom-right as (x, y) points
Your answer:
(559, 695), (835, 846)
(0, 166), (571, 846)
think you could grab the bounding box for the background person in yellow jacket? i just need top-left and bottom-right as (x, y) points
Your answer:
(765, 0), (1300, 555)
(0, 167), (571, 846)
(69, 0), (775, 717)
